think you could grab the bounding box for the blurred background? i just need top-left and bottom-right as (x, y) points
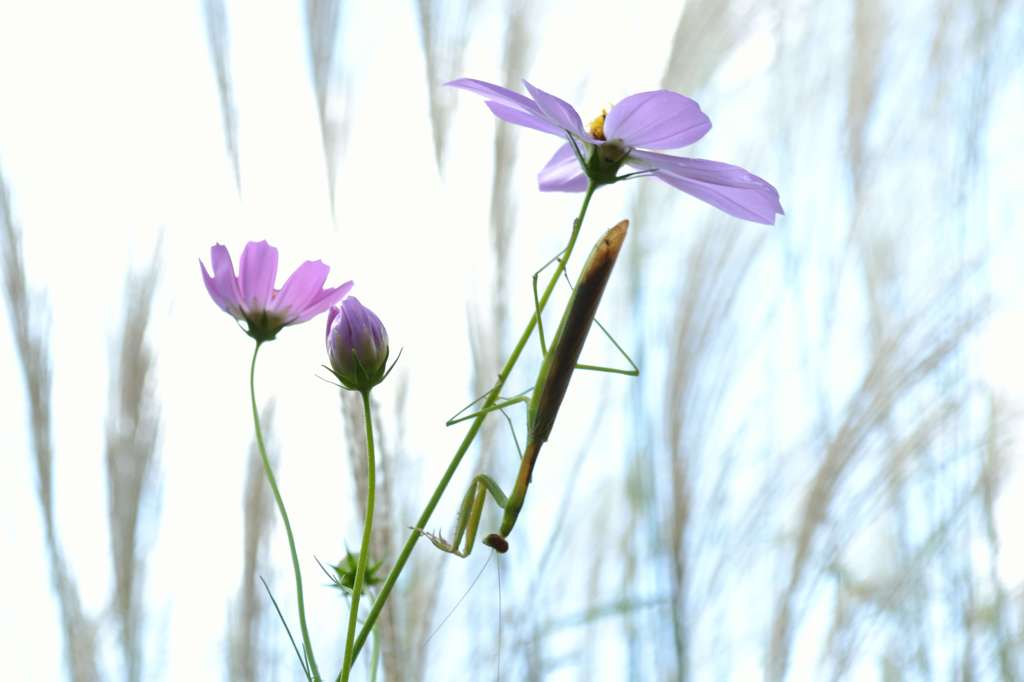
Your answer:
(1, 0), (1022, 680)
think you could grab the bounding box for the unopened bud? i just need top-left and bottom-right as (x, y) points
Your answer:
(325, 297), (390, 393)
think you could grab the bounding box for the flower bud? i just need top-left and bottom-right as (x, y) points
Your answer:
(326, 297), (390, 392)
(331, 550), (384, 592)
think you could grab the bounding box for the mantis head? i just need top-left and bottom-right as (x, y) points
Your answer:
(483, 533), (509, 554)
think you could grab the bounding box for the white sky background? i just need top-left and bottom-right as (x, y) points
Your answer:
(0, 0), (1022, 680)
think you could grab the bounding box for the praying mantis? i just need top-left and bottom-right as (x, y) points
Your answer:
(421, 219), (637, 557)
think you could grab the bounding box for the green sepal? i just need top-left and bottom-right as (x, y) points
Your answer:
(332, 550), (385, 592)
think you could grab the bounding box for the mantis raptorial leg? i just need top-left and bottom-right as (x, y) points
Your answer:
(420, 220), (634, 557)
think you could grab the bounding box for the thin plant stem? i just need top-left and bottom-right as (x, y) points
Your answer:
(348, 181), (599, 664)
(368, 627), (381, 682)
(340, 390), (377, 682)
(250, 341), (321, 681)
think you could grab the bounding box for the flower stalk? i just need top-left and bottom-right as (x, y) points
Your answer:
(339, 390), (376, 682)
(249, 341), (320, 681)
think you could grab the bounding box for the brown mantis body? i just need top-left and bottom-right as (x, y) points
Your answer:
(424, 220), (633, 557)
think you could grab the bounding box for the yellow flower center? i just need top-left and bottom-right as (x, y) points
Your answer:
(587, 109), (608, 140)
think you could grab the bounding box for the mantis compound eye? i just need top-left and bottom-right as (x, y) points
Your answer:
(483, 534), (509, 554)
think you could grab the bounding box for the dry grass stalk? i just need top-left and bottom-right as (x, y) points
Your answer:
(618, 182), (661, 677)
(414, 0), (478, 170)
(1, 169), (100, 681)
(802, 2), (1016, 677)
(227, 402), (278, 682)
(487, 1), (532, 351)
(661, 0), (749, 94)
(305, 0), (349, 215)
(202, 0), (241, 192)
(384, 375), (442, 682)
(306, 0), (342, 125)
(661, 223), (767, 680)
(844, 0), (893, 347)
(977, 396), (1020, 680)
(598, 9), (752, 673)
(767, 276), (988, 681)
(465, 308), (502, 469)
(816, 390), (966, 678)
(845, 0), (884, 198)
(105, 251), (162, 682)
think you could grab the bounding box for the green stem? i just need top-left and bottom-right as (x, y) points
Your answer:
(368, 628), (381, 682)
(340, 390), (376, 682)
(347, 182), (599, 664)
(250, 342), (321, 681)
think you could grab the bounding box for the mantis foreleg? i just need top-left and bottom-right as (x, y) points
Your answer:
(420, 474), (508, 557)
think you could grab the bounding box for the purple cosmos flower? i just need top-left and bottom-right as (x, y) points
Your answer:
(447, 78), (783, 225)
(326, 297), (391, 392)
(201, 240), (353, 342)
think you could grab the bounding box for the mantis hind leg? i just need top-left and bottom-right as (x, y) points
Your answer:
(446, 389), (530, 427)
(416, 474), (508, 558)
(531, 254), (640, 377)
(573, 315), (639, 377)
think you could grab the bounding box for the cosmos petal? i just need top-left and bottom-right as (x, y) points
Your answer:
(538, 142), (589, 192)
(605, 90), (711, 149)
(630, 150), (783, 225)
(326, 304), (340, 339)
(271, 259), (329, 318)
(447, 78), (542, 118)
(201, 244), (243, 315)
(522, 80), (585, 136)
(201, 240), (352, 341)
(485, 101), (565, 136)
(448, 78), (569, 136)
(293, 279), (354, 324)
(238, 240), (279, 310)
